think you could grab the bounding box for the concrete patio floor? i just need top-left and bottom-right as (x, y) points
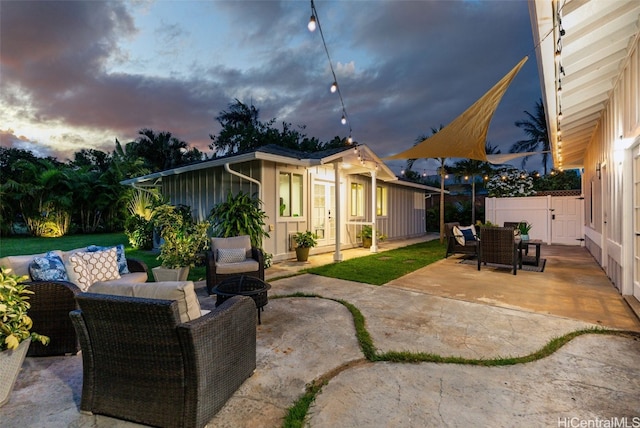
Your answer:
(2, 235), (639, 427)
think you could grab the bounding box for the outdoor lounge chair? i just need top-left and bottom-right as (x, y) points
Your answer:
(444, 222), (478, 258)
(206, 235), (264, 295)
(477, 226), (518, 275)
(70, 293), (257, 428)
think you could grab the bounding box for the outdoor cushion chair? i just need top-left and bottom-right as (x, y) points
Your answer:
(0, 253), (147, 357)
(477, 226), (518, 275)
(206, 235), (264, 295)
(444, 222), (478, 258)
(70, 293), (257, 428)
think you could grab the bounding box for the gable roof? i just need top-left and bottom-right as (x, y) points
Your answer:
(121, 144), (413, 187)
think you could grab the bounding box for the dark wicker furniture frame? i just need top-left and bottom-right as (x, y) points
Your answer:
(212, 275), (271, 324)
(444, 222), (479, 258)
(477, 226), (518, 275)
(205, 247), (264, 295)
(70, 293), (257, 428)
(24, 258), (147, 357)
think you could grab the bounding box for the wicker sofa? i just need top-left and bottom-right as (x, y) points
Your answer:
(70, 293), (257, 428)
(0, 248), (148, 356)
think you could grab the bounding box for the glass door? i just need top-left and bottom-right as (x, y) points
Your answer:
(312, 181), (335, 246)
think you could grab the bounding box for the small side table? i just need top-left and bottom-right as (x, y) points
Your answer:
(212, 275), (271, 324)
(516, 239), (543, 269)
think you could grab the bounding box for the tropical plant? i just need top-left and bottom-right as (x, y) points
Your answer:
(0, 270), (49, 351)
(131, 128), (205, 173)
(511, 98), (551, 175)
(152, 204), (210, 269)
(208, 190), (272, 268)
(124, 189), (161, 249)
(293, 231), (318, 248)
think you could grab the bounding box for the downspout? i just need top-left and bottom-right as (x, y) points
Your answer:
(224, 163), (262, 201)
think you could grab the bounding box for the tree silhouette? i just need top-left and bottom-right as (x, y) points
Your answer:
(511, 98), (551, 175)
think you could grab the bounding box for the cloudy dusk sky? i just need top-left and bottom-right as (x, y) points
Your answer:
(0, 0), (542, 174)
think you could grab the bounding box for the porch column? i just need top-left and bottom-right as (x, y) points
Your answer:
(370, 169), (378, 253)
(333, 162), (343, 262)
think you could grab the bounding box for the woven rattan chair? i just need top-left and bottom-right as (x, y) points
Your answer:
(206, 236), (264, 295)
(477, 226), (518, 275)
(445, 222), (478, 258)
(26, 258), (148, 357)
(70, 293), (257, 428)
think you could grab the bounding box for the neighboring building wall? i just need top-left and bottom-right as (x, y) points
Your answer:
(583, 35), (640, 293)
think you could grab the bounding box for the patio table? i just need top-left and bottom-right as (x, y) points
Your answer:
(516, 239), (543, 269)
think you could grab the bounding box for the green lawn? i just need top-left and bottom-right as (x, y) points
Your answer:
(306, 239), (446, 285)
(0, 233), (206, 282)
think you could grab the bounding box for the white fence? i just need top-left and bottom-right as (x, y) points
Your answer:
(485, 195), (584, 246)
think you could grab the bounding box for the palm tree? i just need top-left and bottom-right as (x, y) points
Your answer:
(450, 143), (499, 224)
(511, 98), (551, 175)
(406, 126), (447, 243)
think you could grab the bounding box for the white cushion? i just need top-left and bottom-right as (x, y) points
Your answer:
(217, 248), (247, 264)
(74, 248), (121, 283)
(91, 272), (148, 287)
(66, 255), (94, 291)
(89, 280), (202, 323)
(453, 225), (477, 246)
(212, 236), (251, 259)
(216, 259), (260, 275)
(452, 226), (465, 246)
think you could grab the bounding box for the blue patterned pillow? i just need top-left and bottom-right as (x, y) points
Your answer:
(87, 244), (130, 274)
(29, 251), (69, 281)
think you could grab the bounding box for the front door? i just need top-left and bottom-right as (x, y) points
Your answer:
(313, 181), (335, 246)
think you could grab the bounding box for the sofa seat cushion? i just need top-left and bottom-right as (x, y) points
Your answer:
(88, 280), (202, 323)
(91, 272), (148, 287)
(215, 259), (259, 275)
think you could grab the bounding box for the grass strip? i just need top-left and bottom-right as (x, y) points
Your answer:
(304, 240), (445, 285)
(276, 293), (640, 428)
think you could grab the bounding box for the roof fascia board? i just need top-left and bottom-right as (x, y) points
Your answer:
(120, 151), (311, 185)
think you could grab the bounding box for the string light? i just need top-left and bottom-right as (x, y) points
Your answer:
(307, 0), (353, 139)
(307, 14), (316, 32)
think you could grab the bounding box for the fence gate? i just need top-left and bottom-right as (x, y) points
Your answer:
(485, 195), (583, 245)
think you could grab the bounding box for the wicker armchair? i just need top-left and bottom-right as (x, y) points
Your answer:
(70, 293), (257, 428)
(206, 235), (264, 295)
(26, 258), (148, 357)
(445, 222), (479, 258)
(477, 226), (518, 275)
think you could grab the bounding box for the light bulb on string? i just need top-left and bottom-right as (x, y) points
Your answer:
(330, 82), (337, 93)
(341, 115), (347, 125)
(308, 15), (316, 32)
(348, 136), (353, 144)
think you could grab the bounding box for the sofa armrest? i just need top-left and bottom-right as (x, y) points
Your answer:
(25, 280), (82, 356)
(177, 295), (257, 424)
(126, 258), (148, 273)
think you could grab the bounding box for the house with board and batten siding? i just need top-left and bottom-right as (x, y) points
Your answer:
(122, 144), (439, 263)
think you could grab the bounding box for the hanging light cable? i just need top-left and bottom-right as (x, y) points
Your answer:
(308, 0), (353, 137)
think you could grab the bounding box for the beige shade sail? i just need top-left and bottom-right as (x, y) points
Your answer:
(386, 56), (529, 162)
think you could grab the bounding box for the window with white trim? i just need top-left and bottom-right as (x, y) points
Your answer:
(350, 183), (364, 216)
(376, 186), (388, 216)
(279, 172), (303, 217)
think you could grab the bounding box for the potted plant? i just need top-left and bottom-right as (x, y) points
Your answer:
(151, 204), (210, 281)
(209, 191), (272, 268)
(357, 225), (386, 249)
(0, 270), (49, 406)
(517, 221), (532, 240)
(292, 231), (317, 262)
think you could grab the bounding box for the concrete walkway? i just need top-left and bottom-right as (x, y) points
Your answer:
(3, 237), (640, 427)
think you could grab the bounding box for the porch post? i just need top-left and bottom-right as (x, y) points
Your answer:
(370, 169), (378, 253)
(333, 162), (343, 262)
